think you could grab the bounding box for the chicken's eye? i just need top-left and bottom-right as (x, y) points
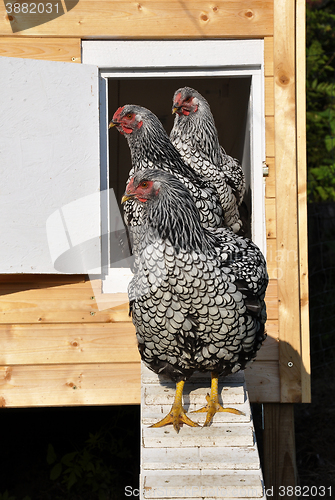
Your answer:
(126, 113), (133, 119)
(140, 181), (148, 188)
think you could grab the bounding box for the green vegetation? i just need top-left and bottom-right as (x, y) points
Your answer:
(306, 0), (335, 201)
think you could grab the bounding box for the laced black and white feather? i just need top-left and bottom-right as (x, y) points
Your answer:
(114, 105), (224, 229)
(127, 169), (268, 383)
(170, 87), (246, 234)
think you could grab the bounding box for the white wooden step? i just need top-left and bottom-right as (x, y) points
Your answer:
(142, 471), (264, 498)
(142, 446), (261, 470)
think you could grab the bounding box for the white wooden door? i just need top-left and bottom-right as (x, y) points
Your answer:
(0, 57), (101, 274)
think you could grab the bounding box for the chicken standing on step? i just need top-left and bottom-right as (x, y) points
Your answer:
(122, 169), (268, 432)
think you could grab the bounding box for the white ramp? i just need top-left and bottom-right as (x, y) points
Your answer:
(141, 363), (266, 500)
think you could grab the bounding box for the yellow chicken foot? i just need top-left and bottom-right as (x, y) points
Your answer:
(191, 371), (245, 427)
(150, 380), (200, 433)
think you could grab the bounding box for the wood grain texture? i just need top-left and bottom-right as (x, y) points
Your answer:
(0, 1), (273, 37)
(265, 157), (275, 198)
(0, 363), (141, 407)
(266, 238), (278, 280)
(257, 320), (279, 361)
(265, 116), (275, 157)
(245, 361), (280, 403)
(265, 76), (274, 116)
(264, 36), (274, 77)
(296, 0), (311, 403)
(263, 404), (297, 498)
(265, 198), (276, 239)
(274, 0), (302, 403)
(264, 280), (278, 320)
(0, 37), (81, 62)
(0, 360), (280, 407)
(0, 276), (130, 323)
(0, 323), (139, 365)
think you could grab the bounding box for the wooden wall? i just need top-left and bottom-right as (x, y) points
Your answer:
(0, 0), (310, 407)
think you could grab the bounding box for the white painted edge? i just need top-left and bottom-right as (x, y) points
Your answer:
(82, 40), (264, 69)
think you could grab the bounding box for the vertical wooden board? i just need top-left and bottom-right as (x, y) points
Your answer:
(274, 0), (302, 402)
(0, 37), (81, 62)
(265, 198), (276, 239)
(262, 404), (297, 496)
(265, 279), (278, 321)
(265, 76), (274, 116)
(256, 320), (279, 361)
(265, 116), (275, 157)
(265, 157), (275, 198)
(296, 0), (311, 403)
(266, 238), (278, 280)
(264, 37), (274, 77)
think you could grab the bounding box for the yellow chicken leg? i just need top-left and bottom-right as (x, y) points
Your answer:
(192, 371), (245, 426)
(150, 380), (200, 433)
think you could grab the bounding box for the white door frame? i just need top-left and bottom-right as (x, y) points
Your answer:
(82, 40), (266, 293)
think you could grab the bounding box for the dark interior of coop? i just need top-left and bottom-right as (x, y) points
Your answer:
(108, 77), (252, 264)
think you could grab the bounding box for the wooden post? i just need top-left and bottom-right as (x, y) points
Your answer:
(263, 403), (297, 500)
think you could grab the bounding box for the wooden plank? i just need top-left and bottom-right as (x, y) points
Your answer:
(265, 116), (275, 157)
(0, 297), (130, 323)
(143, 425), (254, 448)
(0, 275), (278, 322)
(143, 472), (263, 498)
(274, 0), (302, 403)
(264, 279), (278, 320)
(265, 197), (276, 239)
(265, 157), (275, 198)
(263, 404), (297, 499)
(142, 446), (261, 470)
(256, 320), (279, 361)
(0, 359), (279, 407)
(0, 363), (141, 407)
(0, 323), (139, 365)
(0, 1), (273, 38)
(265, 76), (274, 116)
(264, 36), (274, 77)
(296, 0), (311, 403)
(142, 402), (251, 427)
(245, 361), (280, 403)
(0, 277), (130, 324)
(266, 238), (278, 280)
(0, 316), (272, 374)
(0, 37), (81, 62)
(144, 384), (245, 406)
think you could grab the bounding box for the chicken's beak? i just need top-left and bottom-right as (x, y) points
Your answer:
(109, 121), (117, 129)
(172, 106), (178, 115)
(121, 193), (134, 204)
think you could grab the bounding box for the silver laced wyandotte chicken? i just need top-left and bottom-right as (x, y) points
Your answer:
(109, 104), (223, 230)
(122, 168), (268, 433)
(170, 86), (246, 235)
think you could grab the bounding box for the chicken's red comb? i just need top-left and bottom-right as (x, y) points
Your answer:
(174, 92), (182, 106)
(125, 177), (134, 192)
(113, 106), (125, 121)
